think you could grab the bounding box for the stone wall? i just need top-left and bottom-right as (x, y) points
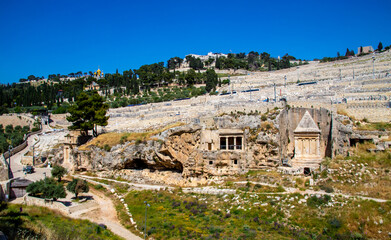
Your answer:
(338, 102), (391, 122)
(23, 195), (98, 215)
(68, 200), (98, 214)
(0, 181), (7, 201)
(0, 154), (9, 181)
(23, 195), (69, 214)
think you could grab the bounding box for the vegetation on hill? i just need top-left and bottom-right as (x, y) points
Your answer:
(67, 91), (109, 137)
(0, 202), (121, 240)
(2, 45), (389, 115)
(119, 189), (390, 240)
(0, 124), (30, 153)
(216, 52), (299, 71)
(320, 143), (391, 199)
(320, 42), (391, 63)
(109, 85), (207, 108)
(78, 122), (185, 151)
(51, 165), (68, 182)
(0, 49), (305, 115)
(26, 177), (66, 200)
(67, 178), (90, 199)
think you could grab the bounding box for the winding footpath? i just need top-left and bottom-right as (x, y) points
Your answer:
(77, 175), (390, 203)
(8, 128), (142, 240)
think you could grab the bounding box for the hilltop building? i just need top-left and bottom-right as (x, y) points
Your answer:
(94, 68), (104, 79)
(186, 52), (228, 61)
(357, 46), (374, 55)
(85, 81), (100, 91)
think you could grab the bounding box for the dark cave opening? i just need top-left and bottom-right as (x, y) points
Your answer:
(123, 159), (183, 173)
(124, 159), (148, 170)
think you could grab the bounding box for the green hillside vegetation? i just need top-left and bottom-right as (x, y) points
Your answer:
(0, 124), (30, 153)
(0, 50), (303, 115)
(120, 189), (390, 240)
(0, 202), (121, 240)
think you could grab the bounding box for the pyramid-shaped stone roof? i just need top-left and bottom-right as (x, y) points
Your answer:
(294, 111), (321, 133)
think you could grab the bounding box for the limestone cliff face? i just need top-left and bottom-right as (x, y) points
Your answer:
(62, 116), (280, 177)
(0, 167), (8, 181)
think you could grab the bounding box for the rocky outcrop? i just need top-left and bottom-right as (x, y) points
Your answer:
(57, 108), (380, 179)
(59, 118), (280, 178)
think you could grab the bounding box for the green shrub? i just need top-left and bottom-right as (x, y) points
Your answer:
(276, 185), (285, 192)
(329, 217), (342, 229)
(320, 170), (328, 178)
(103, 144), (111, 151)
(119, 135), (128, 144)
(94, 184), (104, 190)
(320, 185), (334, 193)
(307, 194), (331, 207)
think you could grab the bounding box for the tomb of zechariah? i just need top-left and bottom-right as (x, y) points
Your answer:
(292, 111), (322, 170)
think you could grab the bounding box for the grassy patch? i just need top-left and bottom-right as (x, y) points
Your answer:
(216, 73), (246, 78)
(355, 122), (391, 131)
(319, 144), (391, 199)
(0, 202), (121, 240)
(121, 190), (391, 239)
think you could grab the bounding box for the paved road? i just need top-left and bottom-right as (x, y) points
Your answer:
(9, 131), (52, 181)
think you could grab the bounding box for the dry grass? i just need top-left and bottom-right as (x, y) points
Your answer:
(380, 135), (391, 142)
(355, 122), (391, 131)
(336, 108), (349, 116)
(260, 121), (278, 133)
(79, 122), (185, 150)
(322, 143), (391, 199)
(341, 119), (351, 125)
(336, 108), (357, 121)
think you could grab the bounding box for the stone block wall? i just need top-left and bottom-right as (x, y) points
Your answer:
(338, 102), (391, 122)
(23, 195), (69, 215)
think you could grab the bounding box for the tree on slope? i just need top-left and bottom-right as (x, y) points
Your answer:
(205, 69), (218, 93)
(378, 42), (383, 51)
(27, 178), (66, 200)
(51, 165), (67, 182)
(67, 178), (89, 199)
(66, 91), (109, 137)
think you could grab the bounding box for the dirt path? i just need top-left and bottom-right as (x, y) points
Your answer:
(234, 181), (390, 203)
(78, 175), (390, 203)
(8, 129), (141, 240)
(69, 188), (142, 240)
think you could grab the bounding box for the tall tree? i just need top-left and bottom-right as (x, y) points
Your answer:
(67, 178), (89, 199)
(27, 178), (66, 200)
(185, 69), (196, 86)
(67, 92), (109, 137)
(215, 57), (222, 69)
(51, 165), (67, 182)
(378, 42), (383, 51)
(205, 69), (218, 92)
(345, 48), (351, 57)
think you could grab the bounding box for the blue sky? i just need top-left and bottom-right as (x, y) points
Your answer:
(0, 0), (390, 84)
